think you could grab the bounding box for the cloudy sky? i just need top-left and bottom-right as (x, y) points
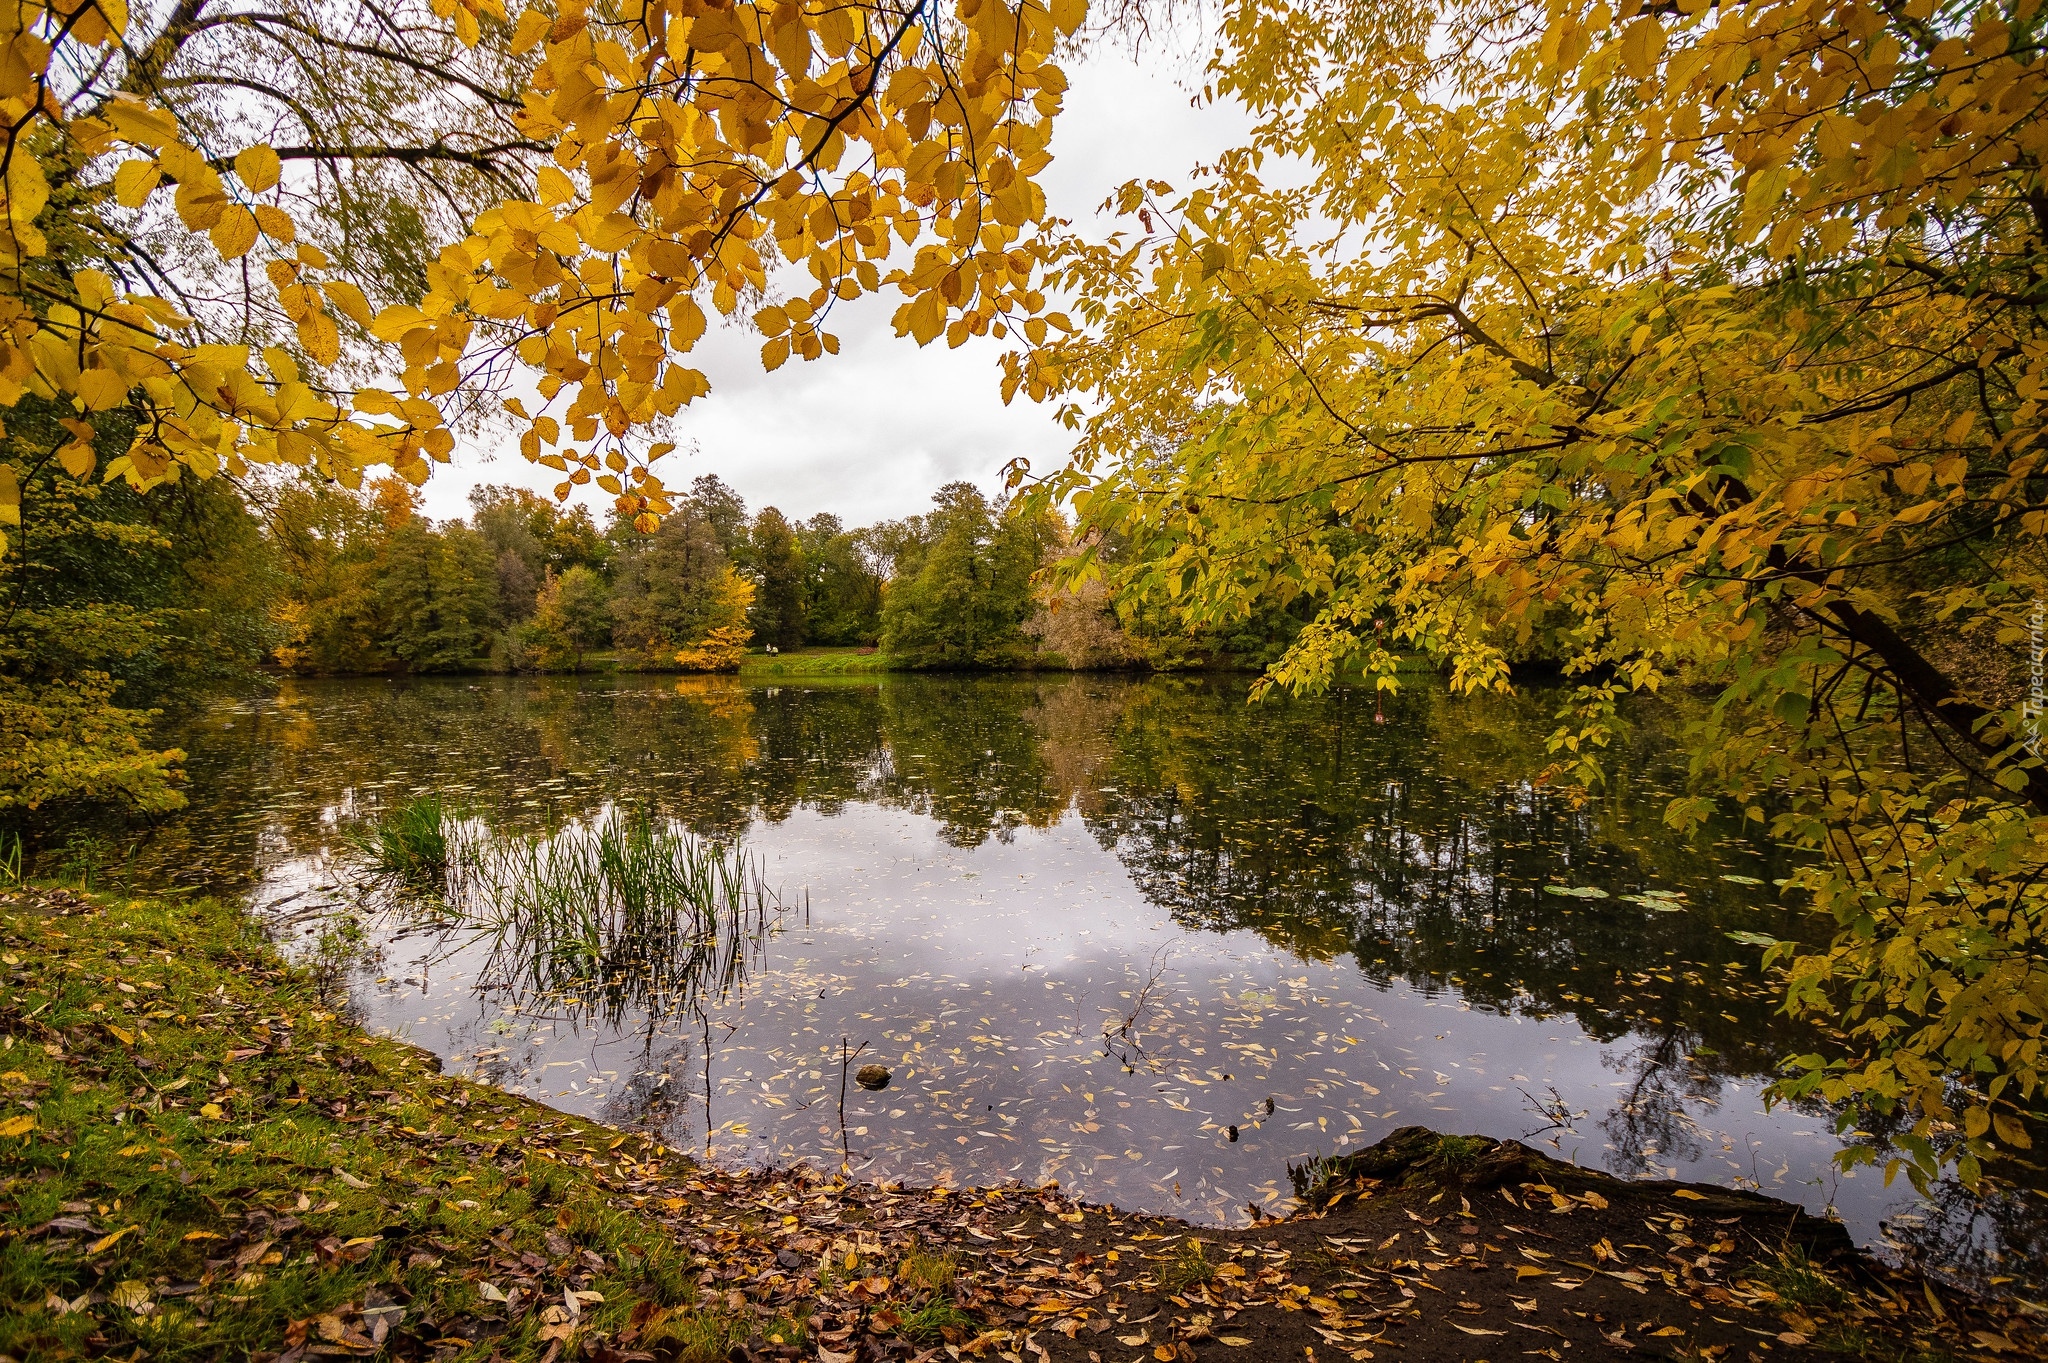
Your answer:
(419, 38), (1252, 528)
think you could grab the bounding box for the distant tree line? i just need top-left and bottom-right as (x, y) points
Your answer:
(2, 462), (1336, 819)
(256, 472), (1319, 677)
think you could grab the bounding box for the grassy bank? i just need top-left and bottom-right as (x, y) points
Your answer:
(1, 888), (2031, 1363)
(737, 649), (897, 677)
(0, 889), (776, 1362)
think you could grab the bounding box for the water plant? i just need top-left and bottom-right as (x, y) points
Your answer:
(454, 808), (781, 1024)
(347, 794), (456, 877)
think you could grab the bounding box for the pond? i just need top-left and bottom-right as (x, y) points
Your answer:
(88, 673), (2045, 1292)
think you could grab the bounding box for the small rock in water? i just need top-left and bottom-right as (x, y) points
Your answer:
(854, 1064), (891, 1091)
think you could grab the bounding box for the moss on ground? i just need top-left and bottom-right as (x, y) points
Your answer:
(0, 888), (789, 1362)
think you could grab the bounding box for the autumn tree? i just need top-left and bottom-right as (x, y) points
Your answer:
(0, 0), (1082, 813)
(1, 404), (277, 815)
(690, 475), (753, 570)
(1018, 0), (2048, 1178)
(526, 564), (611, 671)
(610, 498), (748, 668)
(470, 485), (608, 623)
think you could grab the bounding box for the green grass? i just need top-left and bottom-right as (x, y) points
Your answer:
(738, 647), (895, 676)
(642, 1304), (809, 1360)
(1747, 1244), (1851, 1311)
(345, 794), (456, 877)
(1157, 1238), (1217, 1293)
(897, 1249), (958, 1294)
(898, 1298), (977, 1345)
(0, 889), (727, 1361)
(1431, 1132), (1488, 1170)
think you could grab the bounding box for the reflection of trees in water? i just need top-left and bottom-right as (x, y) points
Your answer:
(1596, 1030), (1720, 1177)
(147, 674), (1809, 1085)
(1083, 682), (1812, 1081)
(1880, 1174), (2048, 1297)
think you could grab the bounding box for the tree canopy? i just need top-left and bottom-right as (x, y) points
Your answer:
(0, 0), (1080, 534)
(1014, 0), (2048, 1181)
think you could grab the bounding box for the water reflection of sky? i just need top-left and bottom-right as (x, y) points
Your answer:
(322, 804), (1863, 1222)
(114, 675), (2042, 1292)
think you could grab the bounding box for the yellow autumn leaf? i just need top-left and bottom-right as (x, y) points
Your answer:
(253, 205), (296, 241)
(112, 159), (160, 207)
(321, 281), (373, 328)
(298, 310), (341, 366)
(669, 296), (707, 351)
(57, 441), (97, 480)
(90, 1226), (139, 1254)
(0, 1114), (35, 1138)
(234, 144), (283, 193)
(897, 290), (946, 345)
(209, 206), (259, 260)
(76, 369), (131, 411)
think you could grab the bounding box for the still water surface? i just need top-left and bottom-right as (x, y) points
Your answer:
(113, 673), (2045, 1289)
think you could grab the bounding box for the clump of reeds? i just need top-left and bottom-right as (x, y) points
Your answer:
(347, 794), (457, 877)
(456, 808), (777, 1021)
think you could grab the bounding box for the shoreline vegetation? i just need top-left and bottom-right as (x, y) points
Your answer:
(2, 887), (2037, 1363)
(245, 646), (1439, 682)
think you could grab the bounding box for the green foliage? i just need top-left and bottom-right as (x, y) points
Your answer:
(795, 513), (884, 646)
(471, 485), (610, 626)
(377, 519), (498, 672)
(747, 506), (807, 650)
(688, 475), (753, 569)
(880, 484), (1053, 668)
(276, 479), (597, 675)
(521, 565), (611, 672)
(0, 401), (277, 819)
(610, 498), (750, 670)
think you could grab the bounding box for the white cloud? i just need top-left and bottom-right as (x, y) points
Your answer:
(420, 39), (1251, 529)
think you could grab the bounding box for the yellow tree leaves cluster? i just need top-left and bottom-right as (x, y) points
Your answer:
(1017, 0), (2048, 1180)
(0, 0), (1079, 551)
